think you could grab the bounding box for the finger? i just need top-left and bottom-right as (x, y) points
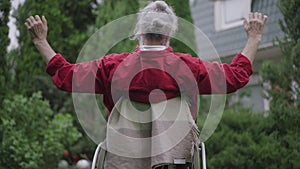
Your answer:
(35, 15), (42, 23)
(29, 16), (36, 24)
(254, 12), (259, 19)
(24, 22), (31, 29)
(42, 16), (47, 25)
(249, 12), (254, 20)
(26, 18), (33, 27)
(263, 15), (268, 24)
(243, 17), (248, 30)
(258, 13), (262, 20)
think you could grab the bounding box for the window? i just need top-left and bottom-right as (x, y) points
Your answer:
(214, 0), (251, 31)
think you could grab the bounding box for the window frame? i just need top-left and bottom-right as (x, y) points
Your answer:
(214, 0), (252, 31)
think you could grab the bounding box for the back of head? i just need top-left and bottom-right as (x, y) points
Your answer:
(133, 1), (178, 43)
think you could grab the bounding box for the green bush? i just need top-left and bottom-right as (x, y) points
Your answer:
(0, 92), (82, 169)
(205, 109), (283, 169)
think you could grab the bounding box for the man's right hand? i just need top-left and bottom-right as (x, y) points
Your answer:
(25, 15), (48, 44)
(25, 15), (56, 63)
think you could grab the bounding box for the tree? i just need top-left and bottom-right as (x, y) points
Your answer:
(260, 0), (300, 168)
(0, 92), (82, 169)
(95, 0), (139, 54)
(164, 0), (197, 56)
(0, 0), (11, 103)
(10, 0), (99, 163)
(13, 0), (97, 111)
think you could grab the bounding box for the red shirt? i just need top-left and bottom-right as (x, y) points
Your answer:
(46, 46), (253, 119)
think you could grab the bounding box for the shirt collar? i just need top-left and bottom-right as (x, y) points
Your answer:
(135, 45), (173, 52)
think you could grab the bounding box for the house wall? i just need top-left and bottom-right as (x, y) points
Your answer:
(190, 0), (285, 113)
(190, 0), (284, 57)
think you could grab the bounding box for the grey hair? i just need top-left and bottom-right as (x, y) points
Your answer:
(132, 1), (178, 41)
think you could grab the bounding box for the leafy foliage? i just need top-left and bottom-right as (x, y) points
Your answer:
(165, 0), (197, 56)
(0, 0), (11, 103)
(95, 0), (139, 54)
(13, 0), (96, 105)
(0, 92), (81, 169)
(260, 0), (300, 168)
(206, 109), (284, 169)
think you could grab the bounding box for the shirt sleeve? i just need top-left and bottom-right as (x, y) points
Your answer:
(45, 53), (108, 93)
(197, 53), (253, 94)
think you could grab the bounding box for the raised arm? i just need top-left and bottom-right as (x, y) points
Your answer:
(241, 12), (268, 63)
(25, 15), (55, 63)
(196, 12), (268, 94)
(25, 15), (109, 93)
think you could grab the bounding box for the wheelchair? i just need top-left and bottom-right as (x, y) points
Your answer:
(91, 142), (207, 169)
